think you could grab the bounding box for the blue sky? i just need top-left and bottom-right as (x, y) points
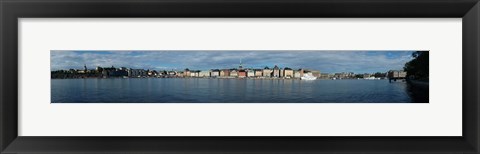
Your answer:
(50, 50), (417, 73)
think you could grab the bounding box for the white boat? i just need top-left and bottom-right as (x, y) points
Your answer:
(364, 77), (380, 80)
(301, 74), (317, 80)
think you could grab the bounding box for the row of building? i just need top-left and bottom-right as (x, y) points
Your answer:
(53, 64), (399, 80)
(56, 64), (322, 79)
(170, 66), (320, 79)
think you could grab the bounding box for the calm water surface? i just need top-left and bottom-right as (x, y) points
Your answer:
(51, 78), (428, 103)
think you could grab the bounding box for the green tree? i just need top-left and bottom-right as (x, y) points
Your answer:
(404, 51), (429, 80)
(374, 72), (386, 78)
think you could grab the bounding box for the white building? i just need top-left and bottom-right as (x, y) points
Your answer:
(263, 67), (272, 77)
(230, 70), (238, 77)
(199, 71), (210, 77)
(294, 71), (301, 78)
(247, 70), (255, 77)
(190, 71), (200, 77)
(210, 70), (220, 77)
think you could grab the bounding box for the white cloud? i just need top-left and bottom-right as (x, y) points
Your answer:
(51, 50), (416, 73)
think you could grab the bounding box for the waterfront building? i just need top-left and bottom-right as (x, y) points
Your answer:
(280, 68), (284, 77)
(254, 69), (263, 77)
(128, 69), (147, 77)
(247, 70), (255, 77)
(334, 72), (347, 79)
(236, 59), (246, 78)
(184, 68), (191, 77)
(273, 65), (280, 77)
(320, 73), (331, 79)
(238, 70), (246, 78)
(311, 70), (321, 77)
(196, 70), (201, 77)
(210, 69), (220, 77)
(294, 70), (301, 78)
(220, 69), (230, 77)
(295, 69), (305, 78)
(334, 72), (355, 79)
(190, 70), (200, 77)
(230, 69), (238, 77)
(284, 67), (294, 78)
(387, 70), (407, 82)
(349, 72), (355, 78)
(387, 70), (407, 78)
(363, 73), (371, 78)
(176, 71), (184, 77)
(199, 71), (210, 77)
(263, 67), (272, 77)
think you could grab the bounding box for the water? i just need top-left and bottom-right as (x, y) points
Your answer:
(51, 78), (428, 103)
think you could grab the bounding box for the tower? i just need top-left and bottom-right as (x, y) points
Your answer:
(84, 64), (87, 72)
(239, 58), (243, 70)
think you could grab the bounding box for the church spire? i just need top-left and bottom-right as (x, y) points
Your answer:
(239, 58), (243, 70)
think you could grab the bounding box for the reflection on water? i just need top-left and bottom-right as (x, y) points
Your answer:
(406, 81), (429, 103)
(51, 78), (429, 103)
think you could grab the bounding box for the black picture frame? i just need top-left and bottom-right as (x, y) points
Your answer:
(1, 0), (479, 153)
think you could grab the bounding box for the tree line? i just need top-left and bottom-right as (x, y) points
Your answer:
(404, 51), (429, 81)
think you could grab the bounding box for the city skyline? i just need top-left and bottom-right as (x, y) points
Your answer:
(51, 50), (416, 73)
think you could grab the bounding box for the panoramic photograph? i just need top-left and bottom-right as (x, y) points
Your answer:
(51, 50), (429, 103)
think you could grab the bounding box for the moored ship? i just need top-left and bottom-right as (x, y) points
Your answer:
(301, 74), (317, 80)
